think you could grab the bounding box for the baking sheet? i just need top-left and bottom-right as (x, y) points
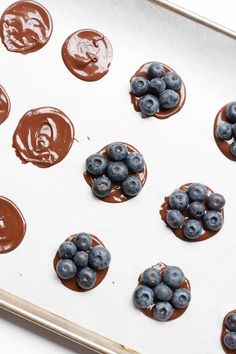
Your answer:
(0, 0), (236, 353)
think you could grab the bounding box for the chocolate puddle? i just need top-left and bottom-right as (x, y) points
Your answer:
(221, 310), (236, 353)
(0, 85), (10, 124)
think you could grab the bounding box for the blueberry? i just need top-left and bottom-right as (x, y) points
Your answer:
(125, 152), (145, 172)
(203, 210), (223, 230)
(88, 245), (111, 270)
(207, 193), (225, 211)
(107, 143), (128, 161)
(86, 154), (108, 176)
(188, 202), (205, 219)
(187, 183), (207, 202)
(139, 94), (159, 116)
(92, 176), (112, 198)
(224, 332), (236, 350)
(122, 176), (142, 197)
(130, 77), (149, 97)
(163, 72), (182, 91)
(107, 162), (129, 182)
(149, 78), (166, 95)
(171, 288), (191, 309)
(230, 141), (236, 157)
(168, 189), (189, 211)
(56, 259), (77, 280)
(58, 241), (77, 259)
(232, 123), (236, 138)
(74, 233), (92, 251)
(141, 267), (161, 288)
(226, 102), (236, 123)
(73, 251), (88, 267)
(166, 209), (184, 229)
(154, 283), (173, 301)
(216, 122), (232, 140)
(159, 89), (179, 109)
(133, 285), (154, 309)
(225, 312), (236, 332)
(153, 302), (174, 321)
(183, 219), (202, 240)
(162, 266), (185, 288)
(147, 62), (164, 79)
(77, 266), (96, 290)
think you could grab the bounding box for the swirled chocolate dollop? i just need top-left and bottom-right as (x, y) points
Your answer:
(0, 85), (10, 124)
(62, 29), (113, 81)
(0, 1), (53, 54)
(12, 107), (74, 168)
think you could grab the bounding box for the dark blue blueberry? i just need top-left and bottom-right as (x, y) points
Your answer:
(130, 76), (149, 97)
(216, 122), (232, 140)
(141, 267), (161, 287)
(139, 94), (159, 116)
(147, 62), (164, 79)
(107, 143), (128, 161)
(58, 241), (77, 259)
(203, 210), (223, 231)
(153, 302), (174, 321)
(232, 123), (236, 138)
(163, 72), (182, 91)
(154, 282), (173, 301)
(88, 245), (111, 270)
(225, 312), (236, 332)
(133, 285), (154, 309)
(171, 288), (191, 309)
(74, 233), (92, 251)
(230, 141), (236, 157)
(183, 219), (202, 240)
(187, 183), (207, 202)
(168, 189), (189, 211)
(107, 162), (129, 182)
(122, 176), (142, 197)
(166, 209), (184, 229)
(77, 266), (96, 290)
(162, 266), (185, 288)
(207, 193), (225, 211)
(92, 176), (112, 198)
(86, 154), (108, 176)
(188, 202), (205, 219)
(149, 78), (166, 95)
(73, 251), (88, 267)
(224, 332), (236, 350)
(226, 102), (236, 123)
(125, 152), (145, 172)
(56, 259), (77, 280)
(159, 89), (179, 109)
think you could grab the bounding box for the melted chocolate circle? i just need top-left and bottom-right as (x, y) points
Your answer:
(53, 234), (109, 292)
(0, 196), (26, 254)
(0, 85), (10, 124)
(12, 107), (74, 168)
(62, 29), (113, 82)
(0, 0), (53, 54)
(130, 62), (186, 119)
(221, 310), (236, 354)
(160, 183), (224, 242)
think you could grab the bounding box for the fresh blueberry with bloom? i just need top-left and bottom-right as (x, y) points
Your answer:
(163, 72), (182, 91)
(147, 62), (164, 79)
(162, 266), (185, 288)
(187, 183), (207, 202)
(86, 154), (108, 176)
(183, 219), (202, 240)
(154, 283), (173, 301)
(73, 251), (88, 268)
(77, 266), (96, 290)
(226, 102), (236, 123)
(168, 189), (189, 211)
(216, 122), (232, 140)
(149, 78), (166, 95)
(122, 176), (142, 197)
(230, 141), (236, 157)
(107, 143), (128, 161)
(88, 245), (111, 270)
(225, 312), (236, 332)
(224, 332), (236, 350)
(130, 77), (150, 97)
(58, 241), (77, 259)
(153, 302), (174, 321)
(159, 89), (179, 109)
(188, 201), (205, 219)
(56, 259), (77, 280)
(166, 209), (184, 229)
(92, 176), (112, 198)
(139, 94), (160, 116)
(107, 162), (129, 182)
(125, 152), (145, 173)
(133, 285), (154, 309)
(74, 233), (92, 251)
(207, 193), (225, 211)
(171, 288), (191, 309)
(203, 210), (223, 230)
(141, 267), (161, 288)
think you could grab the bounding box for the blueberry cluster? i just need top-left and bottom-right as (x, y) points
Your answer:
(223, 312), (236, 350)
(166, 183), (225, 240)
(130, 62), (182, 116)
(216, 102), (236, 157)
(56, 233), (111, 290)
(133, 265), (191, 321)
(86, 142), (145, 199)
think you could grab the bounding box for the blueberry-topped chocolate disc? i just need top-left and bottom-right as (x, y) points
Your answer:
(221, 310), (236, 353)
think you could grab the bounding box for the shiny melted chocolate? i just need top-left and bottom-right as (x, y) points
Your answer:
(53, 234), (109, 292)
(221, 310), (236, 354)
(84, 143), (147, 203)
(62, 29), (113, 82)
(0, 1), (53, 54)
(160, 183), (224, 242)
(0, 196), (26, 254)
(130, 62), (186, 119)
(12, 107), (74, 168)
(0, 85), (10, 124)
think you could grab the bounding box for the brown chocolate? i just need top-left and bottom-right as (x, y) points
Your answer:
(12, 107), (74, 168)
(160, 183), (224, 242)
(221, 310), (236, 353)
(130, 62), (186, 119)
(84, 143), (147, 203)
(53, 234), (109, 292)
(62, 29), (113, 82)
(0, 85), (10, 124)
(0, 196), (26, 253)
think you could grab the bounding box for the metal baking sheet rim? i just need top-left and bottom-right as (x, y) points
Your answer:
(0, 1), (234, 354)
